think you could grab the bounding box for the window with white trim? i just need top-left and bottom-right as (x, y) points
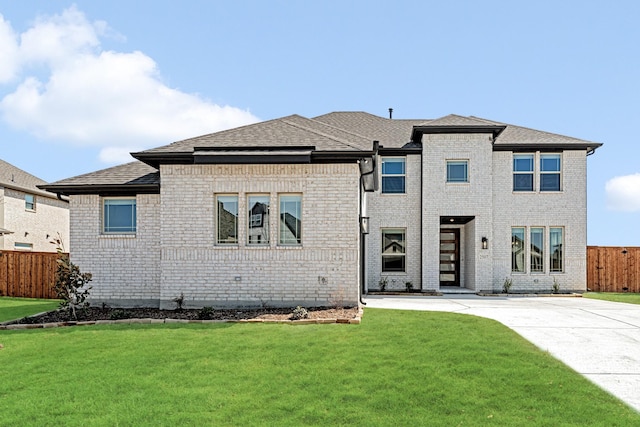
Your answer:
(540, 154), (561, 191)
(25, 194), (36, 211)
(103, 198), (136, 234)
(279, 194), (301, 245)
(216, 195), (238, 245)
(248, 195), (270, 245)
(382, 229), (405, 272)
(381, 157), (406, 194)
(446, 160), (468, 183)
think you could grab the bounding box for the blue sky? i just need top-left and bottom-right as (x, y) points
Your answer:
(0, 1), (638, 245)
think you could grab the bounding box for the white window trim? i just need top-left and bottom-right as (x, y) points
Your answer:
(539, 153), (563, 192)
(102, 197), (137, 235)
(380, 156), (406, 195)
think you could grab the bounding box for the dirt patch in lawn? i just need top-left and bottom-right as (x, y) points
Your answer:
(6, 305), (361, 325)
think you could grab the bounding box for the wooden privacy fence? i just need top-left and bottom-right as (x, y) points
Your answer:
(587, 246), (640, 293)
(0, 250), (60, 299)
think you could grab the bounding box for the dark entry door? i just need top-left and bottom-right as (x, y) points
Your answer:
(440, 229), (460, 286)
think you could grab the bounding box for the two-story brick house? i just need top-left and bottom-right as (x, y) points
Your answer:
(0, 159), (69, 252)
(41, 112), (601, 308)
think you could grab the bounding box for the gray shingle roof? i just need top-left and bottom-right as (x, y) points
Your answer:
(0, 159), (63, 200)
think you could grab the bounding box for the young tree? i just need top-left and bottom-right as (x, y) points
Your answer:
(51, 236), (92, 320)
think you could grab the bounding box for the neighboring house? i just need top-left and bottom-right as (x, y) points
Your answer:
(40, 112), (601, 308)
(0, 159), (70, 252)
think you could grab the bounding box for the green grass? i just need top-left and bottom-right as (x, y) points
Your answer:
(584, 292), (640, 305)
(1, 309), (638, 426)
(0, 297), (60, 322)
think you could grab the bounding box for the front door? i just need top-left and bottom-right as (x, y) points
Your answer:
(440, 229), (460, 286)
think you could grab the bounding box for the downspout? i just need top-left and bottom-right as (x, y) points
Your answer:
(359, 182), (367, 306)
(358, 141), (379, 306)
(420, 141), (424, 291)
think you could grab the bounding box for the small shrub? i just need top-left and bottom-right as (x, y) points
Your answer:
(109, 309), (128, 320)
(405, 281), (414, 292)
(502, 277), (513, 294)
(198, 306), (216, 320)
(51, 235), (92, 320)
(290, 306), (309, 320)
(378, 276), (388, 291)
(172, 293), (185, 311)
(552, 278), (561, 294)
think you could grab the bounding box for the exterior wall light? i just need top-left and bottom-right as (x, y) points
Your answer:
(482, 237), (488, 250)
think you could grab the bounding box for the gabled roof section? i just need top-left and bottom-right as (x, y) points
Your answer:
(411, 114), (506, 141)
(0, 159), (65, 200)
(313, 111), (426, 149)
(38, 161), (159, 196)
(133, 114), (376, 167)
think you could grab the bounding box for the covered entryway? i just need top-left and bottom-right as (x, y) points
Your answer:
(439, 216), (475, 289)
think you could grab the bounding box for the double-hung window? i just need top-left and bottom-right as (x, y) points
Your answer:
(25, 194), (36, 211)
(248, 195), (270, 245)
(540, 154), (561, 191)
(382, 229), (406, 272)
(446, 160), (468, 183)
(381, 157), (405, 194)
(511, 227), (525, 272)
(279, 194), (301, 245)
(513, 154), (534, 191)
(216, 195), (238, 244)
(103, 198), (136, 234)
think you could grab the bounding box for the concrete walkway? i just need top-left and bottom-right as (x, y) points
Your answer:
(363, 294), (640, 412)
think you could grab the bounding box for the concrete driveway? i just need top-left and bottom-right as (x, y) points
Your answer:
(363, 294), (640, 412)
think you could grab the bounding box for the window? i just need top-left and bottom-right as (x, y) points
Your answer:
(381, 157), (405, 194)
(530, 227), (544, 272)
(279, 195), (301, 245)
(103, 198), (136, 234)
(513, 154), (534, 191)
(216, 195), (238, 244)
(382, 229), (405, 272)
(511, 227), (525, 272)
(14, 242), (33, 251)
(447, 160), (468, 183)
(25, 194), (35, 211)
(540, 154), (561, 191)
(550, 227), (564, 272)
(248, 195), (270, 245)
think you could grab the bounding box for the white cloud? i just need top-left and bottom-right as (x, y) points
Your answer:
(0, 15), (19, 83)
(605, 173), (640, 212)
(0, 6), (259, 164)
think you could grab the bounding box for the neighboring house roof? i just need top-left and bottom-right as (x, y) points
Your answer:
(39, 111), (602, 196)
(0, 159), (67, 201)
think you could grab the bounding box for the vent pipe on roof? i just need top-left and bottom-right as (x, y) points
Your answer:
(388, 108), (393, 119)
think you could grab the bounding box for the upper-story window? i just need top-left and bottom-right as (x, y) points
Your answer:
(513, 154), (534, 191)
(25, 194), (36, 211)
(446, 160), (468, 183)
(540, 154), (561, 191)
(103, 198), (136, 234)
(381, 157), (405, 194)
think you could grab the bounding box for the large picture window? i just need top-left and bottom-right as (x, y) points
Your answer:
(511, 227), (525, 272)
(446, 160), (468, 183)
(279, 195), (301, 245)
(103, 198), (136, 234)
(540, 154), (561, 191)
(550, 227), (564, 272)
(513, 154), (534, 191)
(382, 229), (406, 272)
(381, 157), (406, 194)
(248, 195), (270, 245)
(216, 195), (238, 244)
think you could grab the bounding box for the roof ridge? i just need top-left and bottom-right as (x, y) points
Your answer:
(280, 117), (369, 151)
(470, 115), (596, 143)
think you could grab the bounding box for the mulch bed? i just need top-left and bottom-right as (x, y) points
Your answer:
(4, 305), (361, 327)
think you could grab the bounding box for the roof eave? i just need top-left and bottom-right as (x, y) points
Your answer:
(38, 183), (160, 197)
(492, 142), (603, 153)
(411, 125), (506, 141)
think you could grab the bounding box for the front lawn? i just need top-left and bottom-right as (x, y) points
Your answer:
(1, 309), (638, 426)
(0, 296), (60, 322)
(584, 292), (640, 305)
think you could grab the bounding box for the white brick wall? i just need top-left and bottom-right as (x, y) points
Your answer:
(0, 187), (69, 252)
(71, 163), (361, 309)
